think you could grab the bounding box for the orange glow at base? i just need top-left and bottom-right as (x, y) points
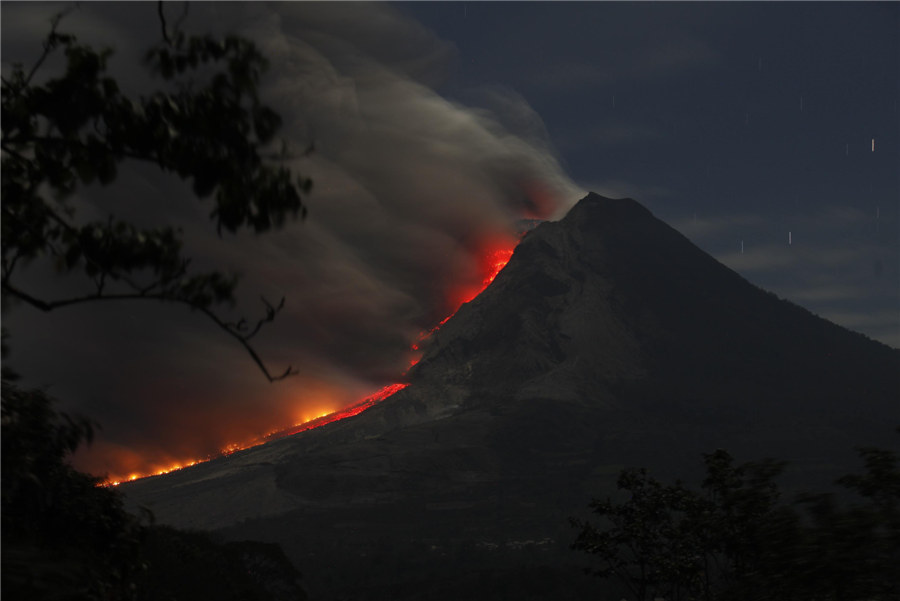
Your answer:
(104, 383), (409, 487)
(103, 237), (520, 488)
(262, 383), (409, 440)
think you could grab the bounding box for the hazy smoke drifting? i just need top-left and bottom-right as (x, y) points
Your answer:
(2, 2), (583, 478)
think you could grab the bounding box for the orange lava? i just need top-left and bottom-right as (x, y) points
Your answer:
(484, 247), (514, 286)
(104, 383), (409, 487)
(103, 240), (518, 487)
(261, 383), (409, 440)
(450, 244), (516, 310)
(413, 243), (516, 354)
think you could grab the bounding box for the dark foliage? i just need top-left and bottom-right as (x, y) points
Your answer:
(2, 8), (312, 598)
(572, 442), (900, 601)
(136, 527), (307, 601)
(1, 378), (308, 600)
(1, 6), (312, 381)
(1, 379), (147, 600)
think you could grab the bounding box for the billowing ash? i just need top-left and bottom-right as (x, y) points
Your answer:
(0, 2), (583, 478)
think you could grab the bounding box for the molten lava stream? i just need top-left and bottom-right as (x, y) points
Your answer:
(104, 241), (517, 487)
(102, 384), (410, 486)
(413, 245), (515, 350)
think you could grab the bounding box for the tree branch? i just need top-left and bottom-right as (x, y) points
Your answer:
(157, 1), (171, 45)
(241, 295), (285, 341)
(156, 2), (188, 46)
(8, 134), (164, 167)
(1, 279), (296, 383)
(1, 257), (19, 286)
(2, 17), (308, 386)
(24, 5), (80, 88)
(196, 305), (297, 383)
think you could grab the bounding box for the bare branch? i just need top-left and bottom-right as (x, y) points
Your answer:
(24, 4), (80, 88)
(196, 305), (297, 383)
(1, 279), (297, 383)
(242, 295), (285, 341)
(94, 270), (107, 295)
(2, 250), (23, 282)
(118, 260), (188, 296)
(156, 1), (188, 46)
(3, 280), (162, 312)
(157, 1), (171, 46)
(11, 134), (165, 167)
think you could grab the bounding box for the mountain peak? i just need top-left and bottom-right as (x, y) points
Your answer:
(412, 190), (898, 425)
(571, 191), (646, 210)
(563, 192), (652, 227)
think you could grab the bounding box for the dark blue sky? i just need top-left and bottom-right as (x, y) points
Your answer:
(398, 1), (899, 347)
(399, 3), (897, 204)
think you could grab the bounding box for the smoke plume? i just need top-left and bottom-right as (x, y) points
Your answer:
(2, 2), (583, 479)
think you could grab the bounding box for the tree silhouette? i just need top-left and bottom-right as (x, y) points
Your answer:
(571, 451), (786, 601)
(1, 4), (311, 381)
(1, 380), (147, 598)
(1, 7), (316, 597)
(573, 443), (900, 600)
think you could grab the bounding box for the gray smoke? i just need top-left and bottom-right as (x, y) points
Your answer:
(1, 2), (583, 478)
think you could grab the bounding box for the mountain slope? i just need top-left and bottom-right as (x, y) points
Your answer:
(418, 194), (895, 395)
(410, 193), (898, 440)
(123, 193), (899, 601)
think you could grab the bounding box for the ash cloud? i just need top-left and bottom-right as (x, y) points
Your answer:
(1, 2), (582, 477)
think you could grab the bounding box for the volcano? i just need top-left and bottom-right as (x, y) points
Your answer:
(122, 193), (899, 600)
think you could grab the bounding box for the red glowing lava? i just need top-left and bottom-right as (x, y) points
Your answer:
(450, 243), (516, 310)
(484, 247), (514, 286)
(411, 241), (516, 358)
(104, 239), (518, 487)
(261, 383), (409, 440)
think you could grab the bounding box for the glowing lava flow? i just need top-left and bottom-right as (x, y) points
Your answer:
(104, 383), (409, 486)
(484, 248), (515, 286)
(260, 383), (409, 440)
(104, 242), (517, 487)
(449, 247), (516, 314)
(413, 246), (515, 351)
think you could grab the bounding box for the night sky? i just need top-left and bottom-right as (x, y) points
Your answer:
(2, 2), (897, 479)
(400, 1), (899, 343)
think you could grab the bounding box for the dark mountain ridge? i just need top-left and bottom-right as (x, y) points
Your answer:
(417, 193), (896, 401)
(373, 191), (898, 468)
(123, 193), (899, 601)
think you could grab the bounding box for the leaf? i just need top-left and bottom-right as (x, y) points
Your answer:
(192, 169), (217, 198)
(252, 106), (281, 143)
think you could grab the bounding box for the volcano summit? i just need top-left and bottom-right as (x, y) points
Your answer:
(123, 193), (899, 600)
